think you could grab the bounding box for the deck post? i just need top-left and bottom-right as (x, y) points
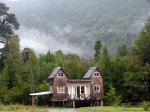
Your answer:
(63, 101), (64, 107)
(32, 96), (36, 106)
(100, 100), (103, 106)
(91, 100), (92, 106)
(73, 100), (75, 108)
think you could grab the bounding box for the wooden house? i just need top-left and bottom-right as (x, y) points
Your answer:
(47, 67), (104, 107)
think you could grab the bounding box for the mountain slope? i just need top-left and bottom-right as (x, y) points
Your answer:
(6, 0), (150, 56)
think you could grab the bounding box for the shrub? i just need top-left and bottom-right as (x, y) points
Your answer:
(141, 101), (150, 111)
(105, 85), (122, 106)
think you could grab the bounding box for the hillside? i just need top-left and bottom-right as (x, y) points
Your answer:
(6, 0), (150, 56)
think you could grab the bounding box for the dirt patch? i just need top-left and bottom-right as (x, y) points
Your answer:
(49, 108), (77, 112)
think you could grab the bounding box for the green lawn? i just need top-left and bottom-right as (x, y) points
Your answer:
(0, 105), (148, 112)
(78, 106), (147, 112)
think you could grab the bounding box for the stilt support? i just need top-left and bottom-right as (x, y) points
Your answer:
(100, 100), (103, 106)
(73, 100), (75, 108)
(32, 96), (36, 106)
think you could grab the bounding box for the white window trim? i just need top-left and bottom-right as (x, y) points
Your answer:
(93, 85), (100, 93)
(93, 72), (100, 77)
(57, 86), (65, 93)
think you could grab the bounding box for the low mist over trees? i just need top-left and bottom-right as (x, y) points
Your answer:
(0, 3), (149, 105)
(6, 0), (150, 56)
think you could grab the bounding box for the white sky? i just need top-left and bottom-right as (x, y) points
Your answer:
(0, 0), (19, 2)
(0, 44), (4, 49)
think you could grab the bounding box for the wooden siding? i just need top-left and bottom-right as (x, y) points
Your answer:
(49, 67), (104, 101)
(50, 69), (69, 101)
(90, 70), (104, 100)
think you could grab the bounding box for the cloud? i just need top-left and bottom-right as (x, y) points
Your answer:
(0, 0), (19, 3)
(6, 0), (19, 1)
(18, 27), (82, 55)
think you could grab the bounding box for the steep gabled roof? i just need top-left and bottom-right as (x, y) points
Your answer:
(83, 67), (97, 79)
(48, 67), (61, 79)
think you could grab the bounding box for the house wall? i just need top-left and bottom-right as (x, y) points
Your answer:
(50, 69), (69, 101)
(90, 70), (104, 100)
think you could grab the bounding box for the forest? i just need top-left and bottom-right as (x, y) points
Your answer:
(0, 2), (150, 106)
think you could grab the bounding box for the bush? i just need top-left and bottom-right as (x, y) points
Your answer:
(105, 85), (122, 106)
(141, 101), (150, 111)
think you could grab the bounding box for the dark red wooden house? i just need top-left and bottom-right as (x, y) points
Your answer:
(30, 67), (104, 107)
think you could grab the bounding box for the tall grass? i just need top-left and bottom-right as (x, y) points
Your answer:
(0, 104), (48, 112)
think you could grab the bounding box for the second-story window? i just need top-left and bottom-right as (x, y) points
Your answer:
(93, 85), (100, 92)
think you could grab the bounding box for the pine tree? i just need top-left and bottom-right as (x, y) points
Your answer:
(94, 40), (102, 61)
(117, 44), (129, 57)
(0, 3), (19, 40)
(136, 17), (150, 64)
(3, 35), (22, 89)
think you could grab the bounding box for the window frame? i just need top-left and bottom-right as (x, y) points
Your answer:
(57, 72), (64, 78)
(93, 85), (100, 93)
(93, 72), (100, 77)
(57, 86), (65, 93)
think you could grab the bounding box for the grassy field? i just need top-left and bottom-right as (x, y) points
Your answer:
(0, 105), (148, 112)
(0, 104), (49, 112)
(78, 106), (147, 112)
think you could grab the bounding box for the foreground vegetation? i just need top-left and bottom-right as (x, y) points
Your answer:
(0, 104), (149, 112)
(78, 106), (147, 112)
(0, 104), (48, 112)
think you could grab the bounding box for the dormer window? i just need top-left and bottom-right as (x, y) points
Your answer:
(57, 72), (64, 78)
(94, 72), (100, 77)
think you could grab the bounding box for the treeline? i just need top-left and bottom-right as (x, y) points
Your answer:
(0, 3), (149, 105)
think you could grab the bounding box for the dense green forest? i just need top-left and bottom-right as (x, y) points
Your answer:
(0, 3), (150, 105)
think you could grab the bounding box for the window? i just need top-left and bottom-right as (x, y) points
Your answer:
(57, 72), (64, 78)
(81, 86), (84, 94)
(57, 86), (65, 93)
(93, 85), (100, 92)
(94, 72), (100, 77)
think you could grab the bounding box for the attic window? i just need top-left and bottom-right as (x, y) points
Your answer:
(94, 72), (100, 77)
(57, 72), (64, 77)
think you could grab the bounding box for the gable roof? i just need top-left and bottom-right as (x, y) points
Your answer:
(83, 67), (97, 79)
(48, 67), (62, 79)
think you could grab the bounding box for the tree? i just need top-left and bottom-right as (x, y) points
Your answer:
(136, 17), (150, 64)
(99, 46), (111, 91)
(117, 44), (129, 57)
(0, 3), (19, 40)
(64, 54), (82, 79)
(99, 46), (111, 71)
(2, 35), (22, 89)
(0, 3), (19, 71)
(94, 40), (102, 61)
(135, 17), (150, 100)
(105, 84), (122, 106)
(22, 48), (40, 93)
